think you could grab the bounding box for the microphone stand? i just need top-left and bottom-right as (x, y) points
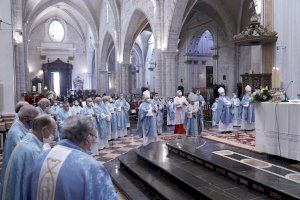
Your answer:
(282, 81), (293, 102)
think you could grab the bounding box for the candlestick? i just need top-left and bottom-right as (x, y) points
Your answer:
(32, 85), (36, 92)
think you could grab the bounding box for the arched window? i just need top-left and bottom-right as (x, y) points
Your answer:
(49, 20), (65, 42)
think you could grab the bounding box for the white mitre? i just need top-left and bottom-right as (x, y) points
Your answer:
(218, 87), (225, 94)
(245, 85), (252, 92)
(143, 90), (150, 99)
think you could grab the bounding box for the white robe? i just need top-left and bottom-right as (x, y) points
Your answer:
(174, 96), (188, 125)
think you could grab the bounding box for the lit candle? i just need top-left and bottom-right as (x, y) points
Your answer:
(38, 83), (42, 93)
(32, 85), (36, 92)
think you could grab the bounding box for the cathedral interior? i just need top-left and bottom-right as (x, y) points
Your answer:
(1, 0), (300, 200)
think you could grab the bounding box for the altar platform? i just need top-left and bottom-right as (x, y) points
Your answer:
(105, 138), (300, 200)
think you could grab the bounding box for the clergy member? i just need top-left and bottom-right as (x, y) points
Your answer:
(136, 90), (156, 146)
(1, 114), (56, 200)
(13, 101), (29, 123)
(57, 101), (73, 138)
(195, 91), (206, 129)
(152, 94), (164, 135)
(115, 94), (129, 137)
(241, 85), (255, 131)
(94, 97), (111, 150)
(185, 93), (201, 136)
(82, 98), (100, 155)
(0, 105), (39, 194)
(26, 116), (117, 200)
(36, 98), (51, 115)
(166, 97), (175, 133)
(231, 93), (241, 127)
(108, 97), (118, 140)
(50, 100), (60, 118)
(174, 90), (189, 134)
(217, 87), (233, 133)
(71, 100), (82, 115)
(211, 98), (218, 127)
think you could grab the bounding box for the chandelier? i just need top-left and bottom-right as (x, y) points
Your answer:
(233, 17), (278, 46)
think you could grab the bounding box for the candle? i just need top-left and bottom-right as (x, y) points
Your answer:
(272, 67), (281, 88)
(38, 83), (42, 93)
(32, 86), (36, 92)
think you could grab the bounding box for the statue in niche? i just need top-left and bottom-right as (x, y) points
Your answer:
(73, 76), (84, 91)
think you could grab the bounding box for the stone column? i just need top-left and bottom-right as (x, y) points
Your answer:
(262, 0), (274, 73)
(162, 51), (177, 97)
(93, 42), (99, 90)
(12, 0), (27, 101)
(117, 63), (130, 94)
(0, 0), (15, 113)
(98, 69), (108, 94)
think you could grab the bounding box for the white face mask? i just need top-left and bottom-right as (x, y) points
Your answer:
(43, 135), (54, 143)
(146, 98), (151, 103)
(88, 102), (93, 107)
(178, 92), (182, 96)
(74, 102), (79, 106)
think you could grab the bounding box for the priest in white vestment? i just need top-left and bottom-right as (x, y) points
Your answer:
(174, 90), (189, 134)
(26, 116), (117, 200)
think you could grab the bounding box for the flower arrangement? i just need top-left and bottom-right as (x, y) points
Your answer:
(250, 87), (272, 103)
(23, 89), (57, 105)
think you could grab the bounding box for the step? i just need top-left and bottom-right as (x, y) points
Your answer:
(135, 142), (268, 200)
(118, 151), (196, 200)
(166, 138), (300, 200)
(104, 159), (158, 200)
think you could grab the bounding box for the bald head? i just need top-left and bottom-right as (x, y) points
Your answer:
(15, 101), (29, 113)
(32, 114), (55, 132)
(32, 114), (56, 142)
(18, 105), (39, 119)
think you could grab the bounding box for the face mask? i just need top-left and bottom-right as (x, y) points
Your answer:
(75, 103), (79, 106)
(27, 119), (33, 128)
(178, 92), (182, 96)
(44, 107), (50, 113)
(43, 134), (54, 144)
(60, 104), (63, 107)
(88, 102), (93, 107)
(54, 102), (58, 106)
(146, 99), (151, 103)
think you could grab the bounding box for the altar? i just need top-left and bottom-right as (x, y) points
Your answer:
(255, 102), (300, 161)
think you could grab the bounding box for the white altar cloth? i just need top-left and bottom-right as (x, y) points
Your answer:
(255, 102), (300, 161)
